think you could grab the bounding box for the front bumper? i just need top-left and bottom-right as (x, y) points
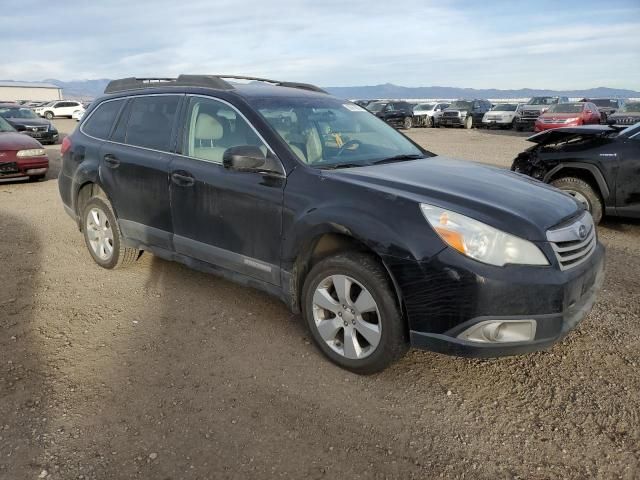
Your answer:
(384, 242), (605, 358)
(22, 130), (59, 144)
(0, 157), (49, 180)
(439, 116), (465, 127)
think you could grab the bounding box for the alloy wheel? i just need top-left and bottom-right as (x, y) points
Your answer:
(86, 207), (114, 261)
(312, 274), (381, 360)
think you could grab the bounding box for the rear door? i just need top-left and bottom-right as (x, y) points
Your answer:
(99, 94), (182, 249)
(169, 95), (285, 284)
(615, 131), (640, 217)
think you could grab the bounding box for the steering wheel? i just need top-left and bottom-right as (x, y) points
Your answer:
(336, 139), (362, 157)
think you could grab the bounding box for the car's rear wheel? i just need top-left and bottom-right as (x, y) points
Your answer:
(551, 176), (603, 224)
(44, 111), (54, 120)
(464, 116), (473, 129)
(81, 196), (140, 269)
(302, 252), (408, 374)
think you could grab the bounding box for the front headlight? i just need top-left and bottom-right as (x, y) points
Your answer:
(420, 204), (549, 266)
(16, 148), (46, 157)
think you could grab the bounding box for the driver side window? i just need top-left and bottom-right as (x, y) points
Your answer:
(184, 97), (268, 164)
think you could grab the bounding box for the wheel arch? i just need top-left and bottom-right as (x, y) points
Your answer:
(288, 228), (405, 317)
(543, 162), (610, 201)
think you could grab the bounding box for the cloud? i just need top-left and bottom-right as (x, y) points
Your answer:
(1, 0), (638, 89)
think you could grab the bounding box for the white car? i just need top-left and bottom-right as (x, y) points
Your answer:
(482, 103), (521, 129)
(72, 109), (85, 122)
(413, 102), (450, 127)
(34, 100), (85, 120)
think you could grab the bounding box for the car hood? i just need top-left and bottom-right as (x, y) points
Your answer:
(539, 112), (581, 120)
(521, 105), (548, 111)
(610, 112), (640, 118)
(528, 125), (617, 144)
(327, 157), (581, 241)
(5, 117), (51, 127)
(0, 131), (43, 150)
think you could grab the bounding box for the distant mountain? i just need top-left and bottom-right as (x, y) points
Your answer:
(42, 78), (111, 99)
(7, 79), (640, 100)
(324, 83), (640, 100)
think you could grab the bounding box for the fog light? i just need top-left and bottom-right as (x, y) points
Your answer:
(26, 168), (47, 175)
(458, 319), (536, 343)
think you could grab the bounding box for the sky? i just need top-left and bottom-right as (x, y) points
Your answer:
(1, 0), (639, 90)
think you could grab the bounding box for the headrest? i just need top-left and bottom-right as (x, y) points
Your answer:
(195, 113), (223, 140)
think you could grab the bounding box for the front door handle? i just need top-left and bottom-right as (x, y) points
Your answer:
(104, 154), (120, 169)
(171, 171), (195, 187)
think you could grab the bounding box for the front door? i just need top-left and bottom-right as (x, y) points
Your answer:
(99, 94), (182, 249)
(169, 96), (285, 285)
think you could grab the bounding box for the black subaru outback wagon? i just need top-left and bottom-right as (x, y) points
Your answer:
(59, 75), (605, 373)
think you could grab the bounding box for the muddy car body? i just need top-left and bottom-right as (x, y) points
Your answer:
(512, 124), (640, 223)
(515, 96), (569, 132)
(607, 101), (640, 127)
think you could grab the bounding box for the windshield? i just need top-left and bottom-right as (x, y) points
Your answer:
(414, 103), (435, 111)
(0, 116), (16, 132)
(491, 103), (518, 111)
(449, 101), (472, 110)
(548, 103), (584, 114)
(251, 97), (425, 168)
(620, 102), (640, 113)
(366, 102), (387, 113)
(528, 97), (556, 105)
(0, 107), (38, 119)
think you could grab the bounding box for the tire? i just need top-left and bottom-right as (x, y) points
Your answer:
(464, 116), (473, 129)
(28, 174), (46, 182)
(426, 116), (433, 128)
(550, 176), (603, 224)
(81, 196), (140, 269)
(403, 116), (412, 129)
(515, 123), (523, 132)
(44, 111), (54, 120)
(301, 252), (408, 374)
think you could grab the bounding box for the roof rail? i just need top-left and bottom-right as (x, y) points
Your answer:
(104, 74), (327, 95)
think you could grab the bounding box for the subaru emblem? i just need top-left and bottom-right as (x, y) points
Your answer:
(578, 224), (587, 239)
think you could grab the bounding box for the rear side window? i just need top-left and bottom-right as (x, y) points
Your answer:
(124, 95), (180, 151)
(82, 99), (124, 139)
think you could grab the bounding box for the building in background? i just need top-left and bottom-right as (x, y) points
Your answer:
(0, 81), (63, 102)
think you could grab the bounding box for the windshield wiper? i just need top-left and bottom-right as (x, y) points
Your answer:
(319, 163), (365, 170)
(371, 154), (425, 165)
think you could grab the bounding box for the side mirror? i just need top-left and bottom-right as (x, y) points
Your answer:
(223, 145), (282, 175)
(223, 145), (266, 171)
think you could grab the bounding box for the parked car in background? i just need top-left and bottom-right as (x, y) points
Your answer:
(0, 115), (48, 182)
(580, 98), (623, 124)
(26, 101), (49, 108)
(512, 123), (640, 223)
(515, 96), (570, 131)
(367, 100), (416, 129)
(72, 109), (85, 122)
(607, 101), (640, 127)
(34, 100), (85, 120)
(413, 102), (450, 127)
(354, 99), (380, 109)
(482, 103), (520, 129)
(0, 103), (59, 144)
(59, 74), (604, 373)
(534, 102), (601, 132)
(439, 99), (492, 129)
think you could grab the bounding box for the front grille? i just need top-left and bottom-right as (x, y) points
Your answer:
(24, 125), (48, 132)
(443, 111), (460, 118)
(612, 116), (639, 125)
(486, 115), (503, 121)
(521, 110), (541, 118)
(547, 212), (596, 270)
(542, 118), (569, 124)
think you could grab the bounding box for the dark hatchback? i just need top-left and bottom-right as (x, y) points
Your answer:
(0, 103), (59, 144)
(59, 75), (605, 373)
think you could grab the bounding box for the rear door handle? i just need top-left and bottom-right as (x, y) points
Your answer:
(104, 154), (120, 169)
(171, 171), (195, 187)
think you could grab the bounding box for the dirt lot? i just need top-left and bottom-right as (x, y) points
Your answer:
(1, 119), (639, 480)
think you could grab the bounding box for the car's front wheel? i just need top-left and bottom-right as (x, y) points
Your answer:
(44, 111), (54, 120)
(403, 116), (412, 129)
(302, 253), (408, 374)
(551, 176), (603, 224)
(464, 116), (473, 129)
(81, 196), (140, 269)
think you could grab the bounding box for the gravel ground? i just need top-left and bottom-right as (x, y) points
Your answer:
(1, 120), (638, 480)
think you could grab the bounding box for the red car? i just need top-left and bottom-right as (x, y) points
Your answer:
(0, 115), (48, 182)
(534, 102), (601, 132)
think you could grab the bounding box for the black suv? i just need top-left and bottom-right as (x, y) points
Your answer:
(366, 101), (416, 129)
(439, 99), (492, 129)
(512, 124), (640, 223)
(59, 75), (604, 373)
